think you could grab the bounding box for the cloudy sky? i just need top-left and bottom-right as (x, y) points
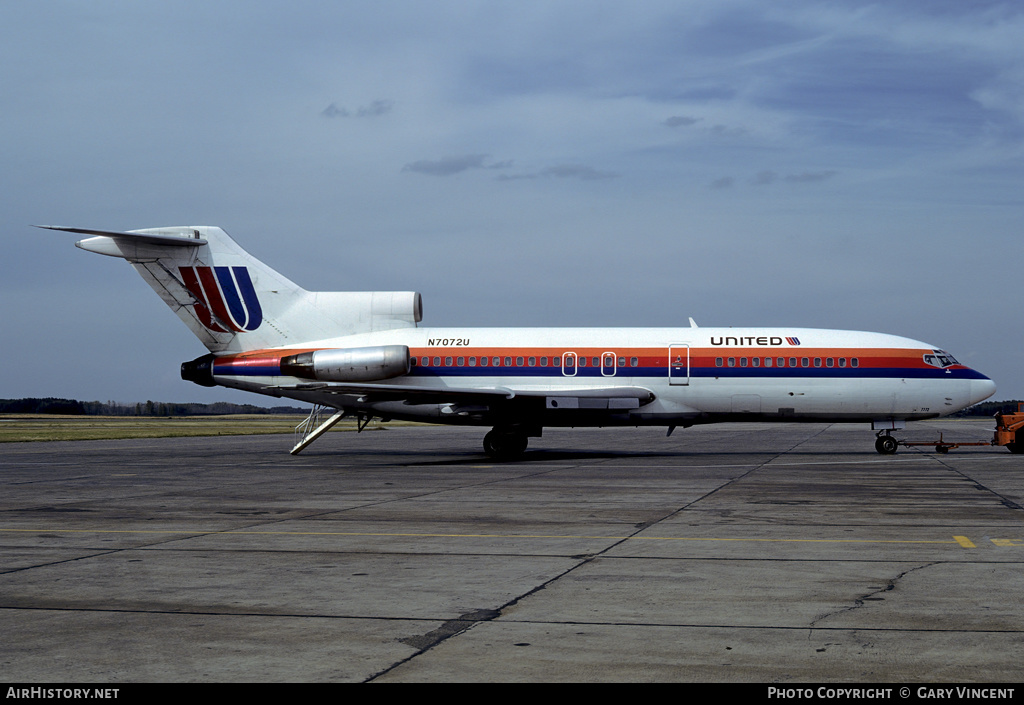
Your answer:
(2, 1), (1022, 405)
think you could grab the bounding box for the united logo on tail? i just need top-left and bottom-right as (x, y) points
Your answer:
(179, 266), (263, 333)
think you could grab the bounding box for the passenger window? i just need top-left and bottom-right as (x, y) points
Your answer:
(826, 358), (833, 368)
(457, 357), (465, 366)
(540, 356), (548, 366)
(528, 357), (536, 366)
(433, 357), (441, 366)
(445, 356), (453, 366)
(740, 357), (748, 367)
(516, 356), (524, 366)
(789, 358), (797, 368)
(814, 358), (821, 367)
(752, 357), (760, 367)
(716, 357), (723, 367)
(504, 357), (512, 366)
(630, 357), (638, 367)
(777, 357), (784, 367)
(852, 358), (859, 368)
(728, 357), (736, 367)
(801, 358), (809, 367)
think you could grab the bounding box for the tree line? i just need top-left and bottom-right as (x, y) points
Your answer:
(953, 400), (1023, 418)
(0, 398), (308, 416)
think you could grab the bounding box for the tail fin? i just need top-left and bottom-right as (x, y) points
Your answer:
(41, 225), (422, 352)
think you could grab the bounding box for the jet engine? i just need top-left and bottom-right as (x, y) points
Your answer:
(279, 345), (410, 382)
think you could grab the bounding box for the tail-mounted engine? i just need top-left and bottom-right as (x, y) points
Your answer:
(280, 345), (410, 382)
(181, 353), (216, 387)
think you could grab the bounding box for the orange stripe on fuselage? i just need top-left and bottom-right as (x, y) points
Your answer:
(407, 347), (942, 369)
(212, 346), (955, 372)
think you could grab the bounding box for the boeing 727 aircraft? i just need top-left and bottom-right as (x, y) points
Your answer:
(44, 225), (997, 458)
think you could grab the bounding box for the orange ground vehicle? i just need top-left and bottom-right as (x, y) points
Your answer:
(993, 403), (1024, 453)
(898, 402), (1024, 454)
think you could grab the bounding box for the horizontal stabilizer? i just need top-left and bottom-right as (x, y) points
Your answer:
(35, 225), (207, 247)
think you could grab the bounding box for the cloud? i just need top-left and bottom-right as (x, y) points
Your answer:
(663, 115), (701, 128)
(402, 154), (512, 176)
(497, 164), (620, 181)
(709, 124), (747, 137)
(540, 164), (619, 180)
(321, 99), (394, 119)
(784, 170), (837, 183)
(710, 176), (735, 189)
(404, 158), (617, 181)
(357, 99), (394, 117)
(750, 170), (837, 185)
(321, 103), (349, 118)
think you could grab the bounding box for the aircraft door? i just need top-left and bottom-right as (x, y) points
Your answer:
(669, 344), (690, 385)
(562, 352), (577, 377)
(601, 352), (617, 377)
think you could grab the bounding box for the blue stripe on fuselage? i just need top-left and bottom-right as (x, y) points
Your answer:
(209, 364), (988, 381)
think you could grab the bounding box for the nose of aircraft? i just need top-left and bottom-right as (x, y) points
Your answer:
(969, 377), (997, 406)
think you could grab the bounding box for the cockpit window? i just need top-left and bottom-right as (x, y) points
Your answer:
(923, 350), (959, 368)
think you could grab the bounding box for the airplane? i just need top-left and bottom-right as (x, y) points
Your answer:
(41, 224), (999, 458)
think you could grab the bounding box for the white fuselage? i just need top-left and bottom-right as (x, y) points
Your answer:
(209, 326), (996, 427)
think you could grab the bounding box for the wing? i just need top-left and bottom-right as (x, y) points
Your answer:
(271, 381), (656, 409)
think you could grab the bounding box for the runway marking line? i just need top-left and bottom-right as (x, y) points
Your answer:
(0, 527), (980, 547)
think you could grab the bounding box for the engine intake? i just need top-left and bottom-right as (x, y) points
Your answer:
(280, 345), (410, 382)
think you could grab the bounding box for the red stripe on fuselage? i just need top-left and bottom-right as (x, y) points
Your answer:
(207, 346), (962, 376)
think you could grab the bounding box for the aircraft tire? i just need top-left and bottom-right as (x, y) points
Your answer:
(483, 428), (528, 460)
(875, 435), (898, 454)
(1006, 441), (1024, 454)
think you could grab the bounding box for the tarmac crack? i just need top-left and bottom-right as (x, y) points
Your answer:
(918, 452), (1024, 512)
(807, 562), (937, 636)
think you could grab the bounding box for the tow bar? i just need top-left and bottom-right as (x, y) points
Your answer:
(892, 404), (1024, 454)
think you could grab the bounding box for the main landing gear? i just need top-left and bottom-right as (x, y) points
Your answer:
(483, 426), (531, 460)
(875, 432), (898, 455)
